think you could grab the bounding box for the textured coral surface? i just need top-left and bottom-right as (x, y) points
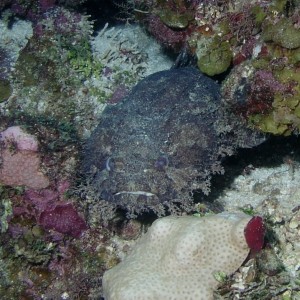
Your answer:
(103, 212), (256, 300)
(39, 203), (87, 237)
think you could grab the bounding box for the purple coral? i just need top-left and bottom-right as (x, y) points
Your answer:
(10, 0), (54, 20)
(39, 203), (88, 238)
(244, 216), (265, 252)
(243, 70), (291, 116)
(147, 14), (193, 51)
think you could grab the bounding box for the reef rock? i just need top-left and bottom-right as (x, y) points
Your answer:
(83, 68), (263, 217)
(103, 212), (265, 300)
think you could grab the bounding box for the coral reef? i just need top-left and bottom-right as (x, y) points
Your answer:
(0, 8), (176, 299)
(0, 16), (32, 102)
(0, 6), (103, 138)
(127, 0), (300, 136)
(1, 1), (300, 298)
(11, 6), (96, 119)
(113, 0), (195, 51)
(127, 0), (269, 75)
(222, 48), (300, 135)
(147, 14), (193, 51)
(0, 121), (86, 237)
(210, 139), (300, 298)
(103, 212), (265, 300)
(0, 15), (171, 138)
(0, 0), (87, 21)
(0, 194), (115, 299)
(0, 117), (96, 298)
(90, 23), (172, 105)
(0, 195), (12, 233)
(220, 0), (300, 136)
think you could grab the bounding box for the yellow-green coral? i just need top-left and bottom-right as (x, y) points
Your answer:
(248, 67), (300, 135)
(262, 18), (300, 49)
(197, 37), (233, 76)
(157, 8), (193, 29)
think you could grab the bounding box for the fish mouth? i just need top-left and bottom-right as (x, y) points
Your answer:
(113, 190), (160, 207)
(100, 189), (158, 203)
(113, 191), (156, 197)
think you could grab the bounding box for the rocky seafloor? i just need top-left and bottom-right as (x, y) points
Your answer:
(0, 1), (300, 299)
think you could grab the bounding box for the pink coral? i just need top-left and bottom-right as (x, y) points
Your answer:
(0, 126), (49, 189)
(9, 183), (87, 239)
(0, 125), (38, 151)
(147, 14), (191, 50)
(24, 188), (59, 212)
(39, 0), (55, 12)
(39, 203), (88, 237)
(244, 216), (265, 252)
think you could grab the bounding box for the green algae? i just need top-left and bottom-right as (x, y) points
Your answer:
(251, 5), (267, 25)
(0, 79), (12, 102)
(249, 113), (290, 135)
(262, 18), (300, 49)
(231, 16), (300, 136)
(157, 9), (194, 29)
(271, 0), (288, 13)
(197, 38), (233, 76)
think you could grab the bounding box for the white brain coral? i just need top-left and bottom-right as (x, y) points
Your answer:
(103, 212), (261, 300)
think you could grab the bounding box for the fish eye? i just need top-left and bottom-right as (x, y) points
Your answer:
(154, 155), (169, 171)
(105, 157), (115, 171)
